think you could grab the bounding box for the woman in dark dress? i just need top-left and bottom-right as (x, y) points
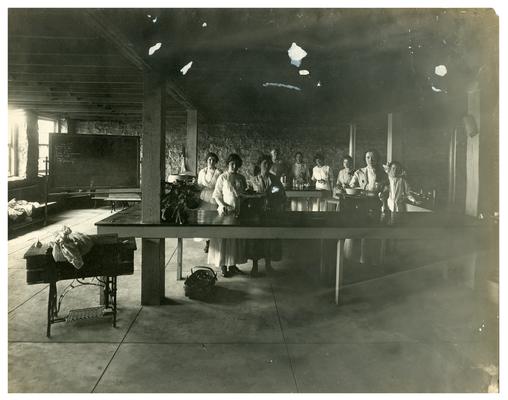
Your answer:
(247, 154), (286, 277)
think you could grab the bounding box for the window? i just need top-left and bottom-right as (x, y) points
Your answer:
(8, 110), (26, 178)
(38, 119), (57, 175)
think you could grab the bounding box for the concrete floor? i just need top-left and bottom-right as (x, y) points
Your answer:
(7, 207), (499, 393)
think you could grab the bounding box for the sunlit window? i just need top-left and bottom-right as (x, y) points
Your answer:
(8, 110), (26, 178)
(38, 118), (57, 175)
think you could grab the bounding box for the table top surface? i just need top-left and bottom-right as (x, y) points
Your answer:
(95, 204), (487, 231)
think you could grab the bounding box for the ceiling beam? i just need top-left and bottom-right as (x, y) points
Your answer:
(84, 9), (195, 110)
(8, 96), (144, 105)
(9, 72), (141, 83)
(83, 9), (151, 71)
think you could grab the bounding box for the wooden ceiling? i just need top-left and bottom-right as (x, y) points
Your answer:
(8, 8), (498, 125)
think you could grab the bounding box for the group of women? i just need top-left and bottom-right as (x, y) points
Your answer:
(196, 148), (414, 276)
(197, 151), (285, 277)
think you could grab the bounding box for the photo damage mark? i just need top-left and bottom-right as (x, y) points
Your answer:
(148, 42), (162, 56)
(434, 65), (447, 76)
(288, 42), (307, 67)
(180, 61), (193, 75)
(263, 82), (301, 91)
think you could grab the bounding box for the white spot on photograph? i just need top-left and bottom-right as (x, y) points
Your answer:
(288, 42), (307, 67)
(148, 42), (162, 56)
(180, 61), (193, 75)
(263, 82), (301, 91)
(435, 65), (448, 76)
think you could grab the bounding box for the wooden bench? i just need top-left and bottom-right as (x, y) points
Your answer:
(92, 188), (141, 212)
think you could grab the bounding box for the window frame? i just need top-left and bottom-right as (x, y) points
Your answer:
(38, 117), (58, 176)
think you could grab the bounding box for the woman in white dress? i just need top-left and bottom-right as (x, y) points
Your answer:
(385, 161), (416, 213)
(197, 152), (222, 209)
(197, 152), (222, 253)
(335, 155), (355, 192)
(291, 151), (310, 211)
(208, 153), (248, 277)
(311, 153), (333, 211)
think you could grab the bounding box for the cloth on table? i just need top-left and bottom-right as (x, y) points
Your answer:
(49, 226), (93, 269)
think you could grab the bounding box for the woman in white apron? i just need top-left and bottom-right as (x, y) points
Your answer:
(311, 153), (333, 211)
(208, 153), (248, 277)
(197, 152), (222, 252)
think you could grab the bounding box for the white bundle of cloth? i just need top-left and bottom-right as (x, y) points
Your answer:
(50, 226), (93, 269)
(8, 198), (41, 221)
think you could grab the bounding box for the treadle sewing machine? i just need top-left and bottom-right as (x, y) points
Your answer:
(23, 234), (136, 337)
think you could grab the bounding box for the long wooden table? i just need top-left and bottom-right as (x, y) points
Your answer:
(95, 205), (491, 305)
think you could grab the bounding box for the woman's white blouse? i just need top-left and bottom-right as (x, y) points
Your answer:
(312, 165), (333, 191)
(197, 167), (222, 203)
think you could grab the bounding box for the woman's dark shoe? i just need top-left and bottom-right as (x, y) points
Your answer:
(221, 266), (232, 277)
(229, 265), (245, 275)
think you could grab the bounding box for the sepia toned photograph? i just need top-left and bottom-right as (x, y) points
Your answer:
(5, 5), (500, 394)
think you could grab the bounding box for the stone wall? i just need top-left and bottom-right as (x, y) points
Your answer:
(195, 123), (350, 181)
(75, 120), (352, 182)
(74, 116), (452, 205)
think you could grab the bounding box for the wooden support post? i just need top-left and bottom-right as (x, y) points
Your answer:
(465, 87), (480, 217)
(67, 119), (76, 134)
(448, 128), (458, 207)
(177, 238), (183, 280)
(25, 110), (39, 180)
(335, 239), (345, 305)
(141, 71), (166, 305)
(348, 123), (357, 169)
(186, 109), (198, 176)
(387, 113), (403, 164)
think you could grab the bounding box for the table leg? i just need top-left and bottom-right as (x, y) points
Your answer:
(379, 239), (387, 265)
(335, 239), (345, 305)
(463, 251), (479, 289)
(99, 275), (106, 305)
(47, 281), (57, 337)
(320, 239), (326, 280)
(177, 238), (183, 280)
(360, 239), (366, 264)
